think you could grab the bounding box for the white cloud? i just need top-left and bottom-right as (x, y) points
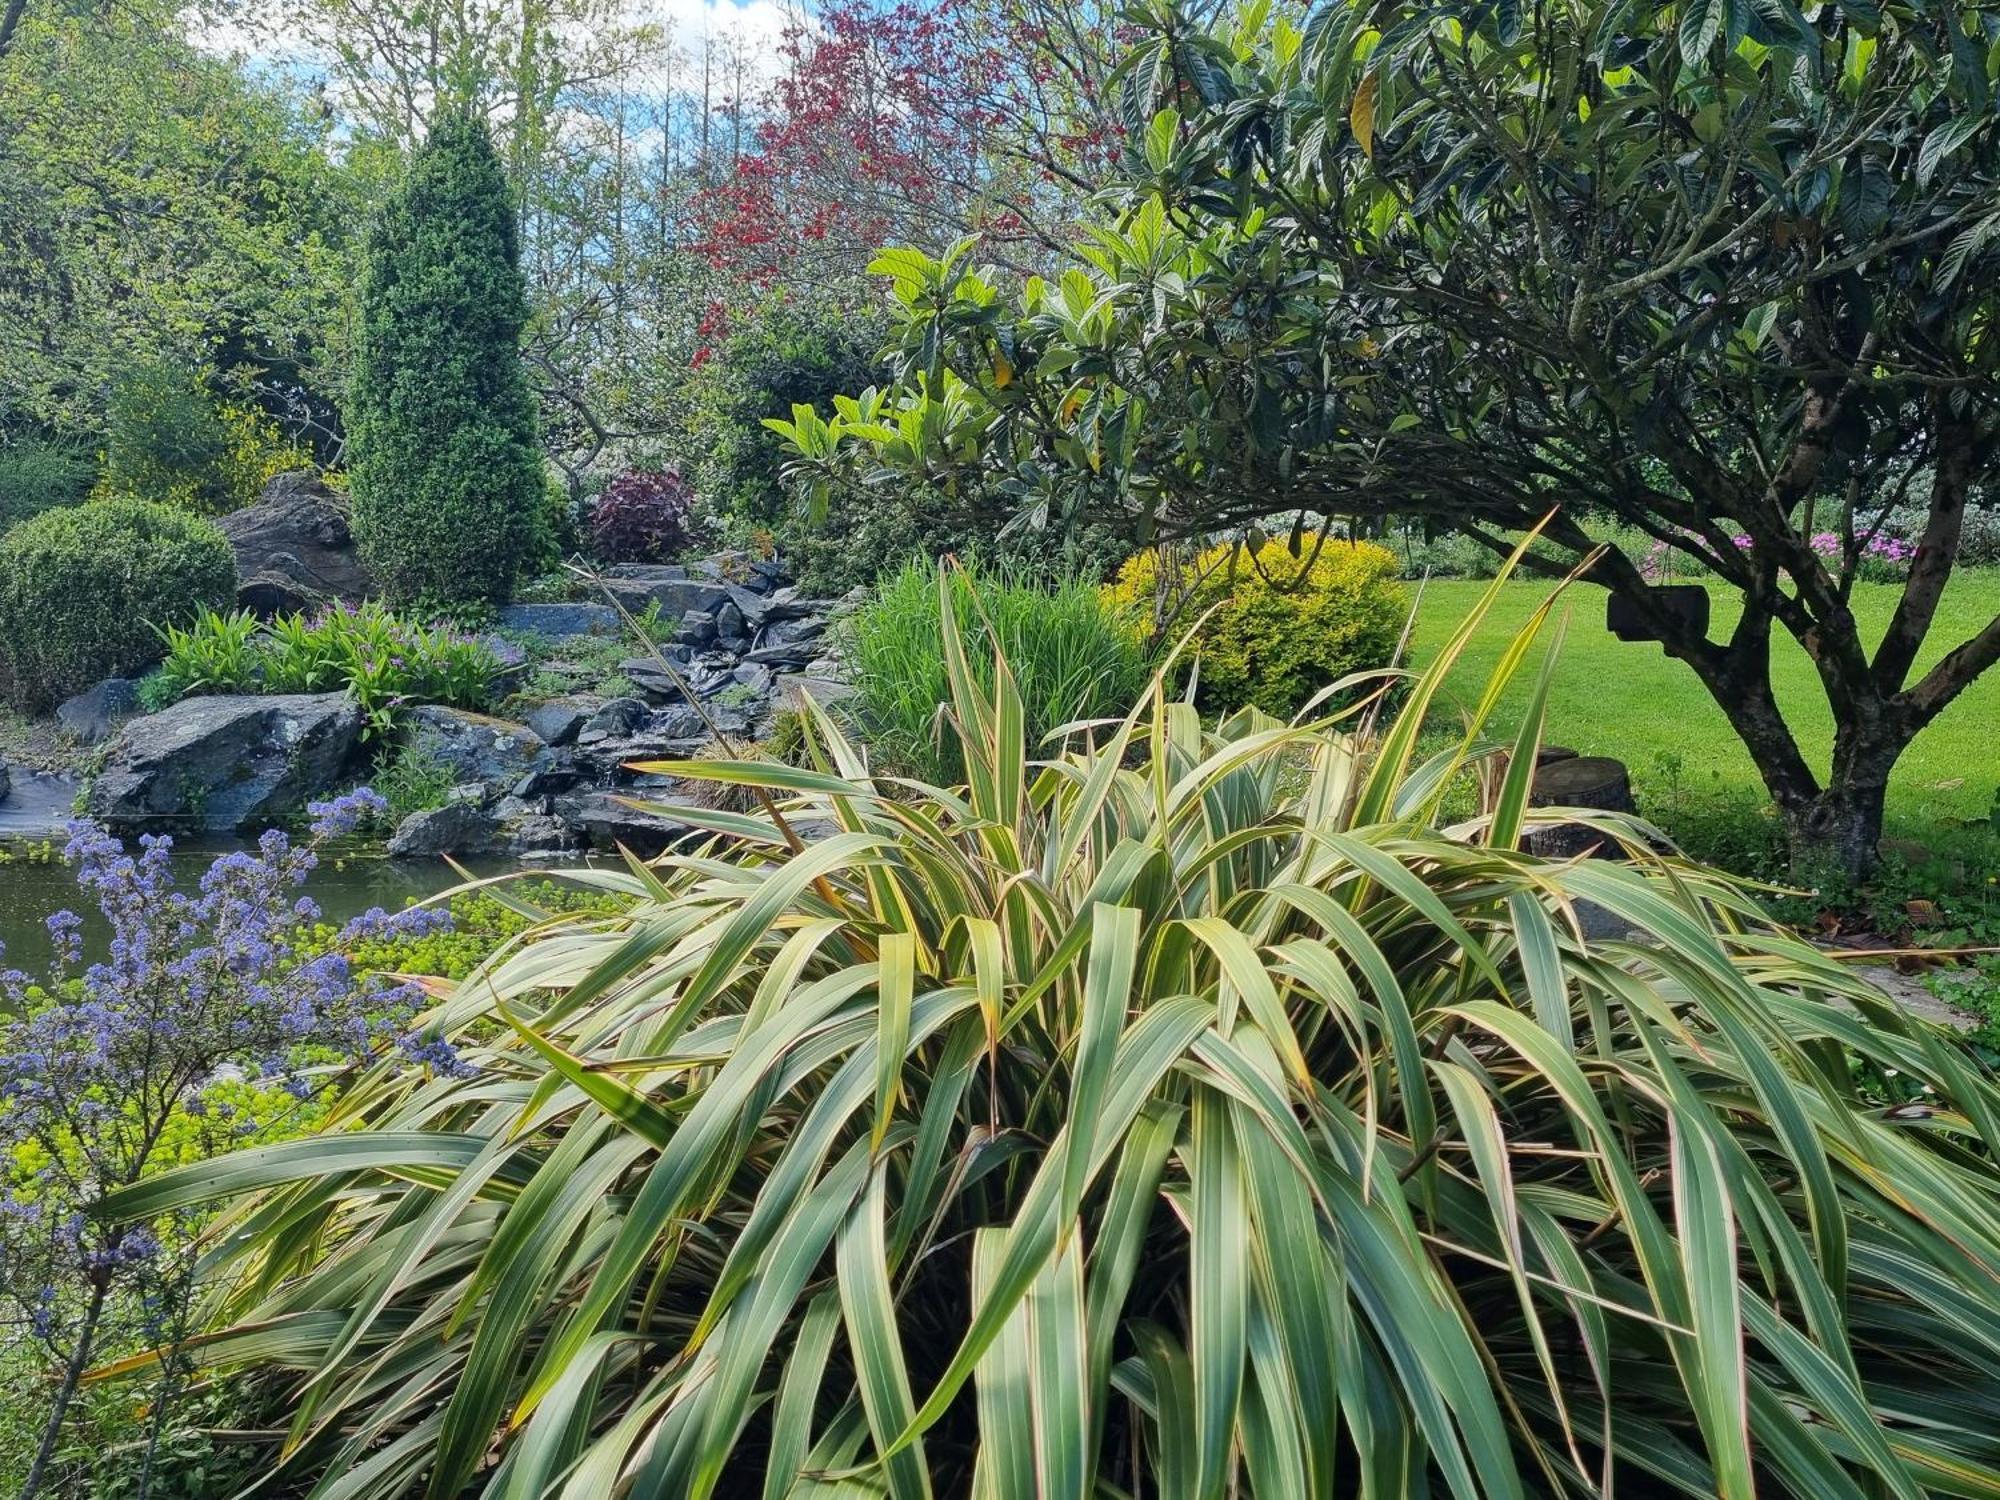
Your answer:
(195, 0), (801, 97)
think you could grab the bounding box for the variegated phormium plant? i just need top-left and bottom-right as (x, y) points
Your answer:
(106, 563), (2000, 1498)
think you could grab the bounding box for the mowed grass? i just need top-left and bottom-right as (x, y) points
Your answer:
(1406, 573), (2000, 831)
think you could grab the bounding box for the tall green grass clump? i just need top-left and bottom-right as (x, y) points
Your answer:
(846, 559), (1151, 781)
(105, 550), (2000, 1498)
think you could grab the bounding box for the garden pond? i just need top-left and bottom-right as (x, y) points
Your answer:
(0, 783), (483, 974)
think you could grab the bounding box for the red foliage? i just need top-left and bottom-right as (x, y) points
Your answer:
(693, 0), (1124, 290)
(588, 468), (696, 564)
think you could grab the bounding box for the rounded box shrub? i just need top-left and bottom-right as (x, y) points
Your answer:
(1106, 534), (1406, 717)
(0, 497), (237, 710)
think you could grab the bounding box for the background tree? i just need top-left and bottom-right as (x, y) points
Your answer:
(690, 0), (1219, 286)
(0, 0), (355, 443)
(349, 113), (547, 606)
(792, 0), (2000, 876)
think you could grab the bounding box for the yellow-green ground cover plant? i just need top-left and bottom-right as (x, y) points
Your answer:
(108, 553), (2000, 1497)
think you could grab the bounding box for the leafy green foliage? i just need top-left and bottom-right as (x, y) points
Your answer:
(155, 602), (513, 738)
(791, 0), (2000, 874)
(0, 435), (96, 532)
(368, 742), (459, 823)
(100, 367), (313, 514)
(151, 607), (264, 697)
(0, 0), (358, 440)
(102, 364), (228, 506)
(348, 113), (546, 607)
(115, 556), (2000, 1497)
(685, 296), (888, 530)
(1106, 534), (1406, 716)
(846, 560), (1152, 781)
(0, 499), (236, 711)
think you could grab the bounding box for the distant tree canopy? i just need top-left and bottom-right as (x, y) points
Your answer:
(349, 113), (547, 607)
(0, 0), (355, 438)
(787, 0), (2000, 875)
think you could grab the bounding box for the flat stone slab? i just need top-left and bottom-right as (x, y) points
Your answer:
(1855, 965), (1980, 1032)
(0, 770), (77, 840)
(496, 603), (623, 640)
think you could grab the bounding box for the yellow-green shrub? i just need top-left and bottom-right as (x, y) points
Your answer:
(1104, 535), (1406, 716)
(97, 374), (313, 514)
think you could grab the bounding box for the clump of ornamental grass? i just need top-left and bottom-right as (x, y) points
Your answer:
(846, 558), (1152, 784)
(106, 558), (2000, 1498)
(0, 790), (462, 1500)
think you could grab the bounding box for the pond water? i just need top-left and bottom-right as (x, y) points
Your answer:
(0, 819), (471, 975)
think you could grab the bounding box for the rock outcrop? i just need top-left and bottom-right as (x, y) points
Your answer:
(55, 677), (141, 746)
(72, 552), (855, 857)
(86, 693), (364, 833)
(218, 472), (372, 616)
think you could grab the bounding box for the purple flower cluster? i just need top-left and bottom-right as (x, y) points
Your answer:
(1727, 530), (1916, 567)
(307, 786), (391, 838)
(0, 807), (471, 1362)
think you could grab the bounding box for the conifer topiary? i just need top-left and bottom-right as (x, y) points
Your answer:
(348, 113), (546, 607)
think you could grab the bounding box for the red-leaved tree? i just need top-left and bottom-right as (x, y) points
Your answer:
(695, 0), (1134, 288)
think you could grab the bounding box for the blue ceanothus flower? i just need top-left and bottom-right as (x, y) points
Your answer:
(0, 793), (464, 1496)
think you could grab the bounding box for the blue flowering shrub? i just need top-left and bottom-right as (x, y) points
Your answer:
(0, 790), (464, 1499)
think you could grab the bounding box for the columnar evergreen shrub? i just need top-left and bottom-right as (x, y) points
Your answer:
(348, 114), (545, 607)
(0, 498), (236, 710)
(1106, 535), (1406, 717)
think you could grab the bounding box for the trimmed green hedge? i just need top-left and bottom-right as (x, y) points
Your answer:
(0, 498), (236, 710)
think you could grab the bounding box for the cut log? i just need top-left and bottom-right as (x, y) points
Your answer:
(1525, 755), (1633, 860)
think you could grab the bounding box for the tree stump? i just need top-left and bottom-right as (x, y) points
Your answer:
(1525, 755), (1634, 860)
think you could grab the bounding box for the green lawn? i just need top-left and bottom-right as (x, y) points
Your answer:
(1405, 574), (2000, 833)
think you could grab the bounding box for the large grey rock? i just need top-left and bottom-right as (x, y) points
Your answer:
(577, 697), (650, 744)
(218, 472), (371, 615)
(0, 761), (10, 804)
(725, 584), (774, 630)
(498, 812), (579, 857)
(496, 603), (623, 640)
(776, 674), (856, 710)
(555, 790), (693, 858)
(569, 704), (710, 780)
(761, 615), (826, 647)
(714, 600), (747, 645)
(746, 640), (825, 670)
(522, 699), (592, 748)
(731, 661), (774, 696)
(403, 707), (549, 799)
(56, 678), (141, 746)
(387, 801), (499, 858)
(86, 694), (363, 833)
(619, 657), (687, 704)
(601, 565), (729, 619)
